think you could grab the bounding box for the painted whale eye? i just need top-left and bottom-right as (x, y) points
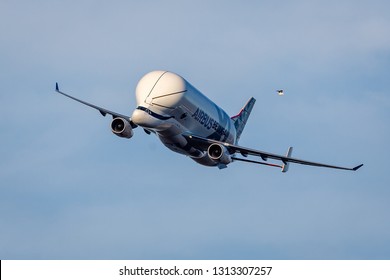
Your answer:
(180, 113), (187, 119)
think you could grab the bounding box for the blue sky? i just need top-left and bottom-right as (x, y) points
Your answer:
(1, 0), (389, 259)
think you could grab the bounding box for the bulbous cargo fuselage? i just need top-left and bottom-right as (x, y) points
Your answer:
(131, 71), (236, 166)
(55, 70), (363, 172)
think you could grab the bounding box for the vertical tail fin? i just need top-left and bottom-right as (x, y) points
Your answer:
(231, 97), (256, 143)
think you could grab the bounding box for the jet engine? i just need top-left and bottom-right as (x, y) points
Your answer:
(207, 143), (232, 165)
(111, 117), (134, 139)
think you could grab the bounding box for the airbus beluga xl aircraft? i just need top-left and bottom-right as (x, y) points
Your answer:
(55, 70), (363, 172)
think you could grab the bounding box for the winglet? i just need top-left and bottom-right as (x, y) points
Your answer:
(353, 164), (364, 171)
(55, 82), (59, 92)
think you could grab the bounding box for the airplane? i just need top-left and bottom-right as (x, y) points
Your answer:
(55, 70), (363, 172)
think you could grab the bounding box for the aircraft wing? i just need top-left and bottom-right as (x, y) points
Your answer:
(55, 83), (137, 128)
(185, 134), (363, 172)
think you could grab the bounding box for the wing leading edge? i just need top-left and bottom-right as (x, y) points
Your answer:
(55, 83), (137, 128)
(185, 134), (363, 172)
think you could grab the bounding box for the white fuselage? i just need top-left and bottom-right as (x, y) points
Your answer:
(55, 70), (363, 172)
(130, 71), (236, 166)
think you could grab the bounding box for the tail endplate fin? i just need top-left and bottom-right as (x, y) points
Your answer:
(231, 97), (256, 143)
(281, 147), (293, 173)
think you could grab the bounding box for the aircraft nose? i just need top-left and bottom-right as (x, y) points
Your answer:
(131, 108), (145, 126)
(131, 107), (163, 129)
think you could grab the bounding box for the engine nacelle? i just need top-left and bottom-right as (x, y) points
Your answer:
(111, 117), (134, 139)
(207, 143), (232, 165)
